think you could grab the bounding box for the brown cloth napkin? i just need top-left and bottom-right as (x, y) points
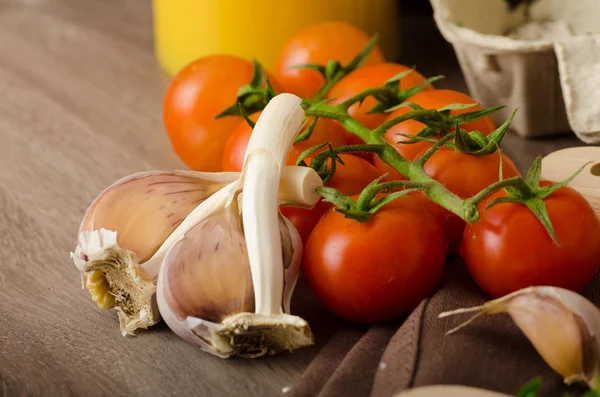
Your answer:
(291, 260), (597, 397)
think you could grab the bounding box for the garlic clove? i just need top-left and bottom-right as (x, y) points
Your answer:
(281, 214), (302, 314)
(79, 170), (237, 263)
(156, 94), (317, 357)
(440, 287), (600, 389)
(160, 201), (254, 325)
(72, 164), (320, 335)
(156, 202), (311, 357)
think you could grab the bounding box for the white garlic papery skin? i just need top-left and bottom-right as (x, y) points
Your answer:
(440, 287), (600, 389)
(72, 164), (321, 334)
(72, 170), (237, 334)
(157, 94), (318, 357)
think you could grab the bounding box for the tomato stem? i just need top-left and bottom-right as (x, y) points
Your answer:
(370, 109), (443, 140)
(337, 86), (393, 111)
(465, 177), (526, 209)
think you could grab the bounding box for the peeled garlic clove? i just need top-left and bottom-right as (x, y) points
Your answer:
(440, 287), (600, 389)
(156, 202), (308, 357)
(157, 94), (317, 357)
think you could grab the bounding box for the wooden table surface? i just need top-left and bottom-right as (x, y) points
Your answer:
(0, 1), (583, 396)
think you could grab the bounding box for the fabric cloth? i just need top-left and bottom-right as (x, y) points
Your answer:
(291, 260), (595, 397)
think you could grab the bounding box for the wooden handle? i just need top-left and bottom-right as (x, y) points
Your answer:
(541, 147), (600, 217)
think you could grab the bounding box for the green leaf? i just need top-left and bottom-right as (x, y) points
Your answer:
(264, 75), (277, 99)
(526, 197), (559, 246)
(454, 127), (472, 153)
(296, 143), (328, 166)
(518, 376), (543, 397)
(450, 105), (505, 124)
(498, 146), (504, 181)
(413, 126), (440, 139)
(239, 103), (256, 128)
(397, 75), (445, 102)
(342, 33), (379, 73)
(324, 60), (343, 81)
(365, 100), (395, 115)
(215, 101), (243, 119)
(316, 186), (356, 209)
(413, 132), (455, 166)
(248, 58), (265, 88)
(369, 188), (421, 213)
(291, 62), (327, 76)
(395, 133), (440, 145)
(537, 161), (592, 199)
(384, 68), (416, 87)
(525, 156), (543, 187)
(484, 195), (523, 211)
(385, 101), (424, 113)
(335, 207), (371, 223)
(438, 103), (479, 112)
(453, 108), (516, 155)
(477, 108), (517, 151)
(294, 117), (318, 143)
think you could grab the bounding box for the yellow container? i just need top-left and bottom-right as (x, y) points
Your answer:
(152, 0), (401, 77)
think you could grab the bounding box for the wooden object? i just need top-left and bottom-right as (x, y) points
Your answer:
(542, 147), (600, 217)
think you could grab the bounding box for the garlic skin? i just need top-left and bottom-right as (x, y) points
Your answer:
(72, 164), (320, 335)
(156, 94), (317, 357)
(440, 287), (600, 389)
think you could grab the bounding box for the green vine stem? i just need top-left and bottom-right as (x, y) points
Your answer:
(212, 35), (577, 242)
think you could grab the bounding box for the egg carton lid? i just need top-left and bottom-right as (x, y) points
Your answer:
(431, 0), (600, 143)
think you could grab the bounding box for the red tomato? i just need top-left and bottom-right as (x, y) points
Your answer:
(327, 63), (434, 145)
(462, 182), (600, 298)
(423, 148), (520, 254)
(163, 55), (280, 172)
(282, 154), (382, 244)
(275, 21), (385, 99)
(280, 207), (322, 245)
(313, 154), (382, 216)
(221, 112), (349, 172)
(376, 89), (497, 180)
(304, 194), (448, 323)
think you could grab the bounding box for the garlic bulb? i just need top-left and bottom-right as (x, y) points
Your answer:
(156, 94), (315, 357)
(440, 287), (600, 388)
(72, 96), (321, 336)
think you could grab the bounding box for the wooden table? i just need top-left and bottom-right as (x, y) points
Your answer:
(0, 2), (582, 396)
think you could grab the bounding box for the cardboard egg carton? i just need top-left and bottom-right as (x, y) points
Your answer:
(430, 0), (600, 142)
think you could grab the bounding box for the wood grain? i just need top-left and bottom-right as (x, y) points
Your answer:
(0, 2), (583, 397)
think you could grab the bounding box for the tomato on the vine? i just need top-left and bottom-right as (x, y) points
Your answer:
(422, 148), (520, 254)
(282, 154), (382, 244)
(304, 194), (448, 323)
(327, 63), (434, 145)
(275, 21), (385, 99)
(375, 89), (497, 180)
(163, 55), (279, 172)
(280, 207), (322, 245)
(221, 112), (348, 172)
(461, 182), (600, 298)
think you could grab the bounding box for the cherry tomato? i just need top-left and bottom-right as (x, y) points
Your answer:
(275, 21), (385, 99)
(163, 55), (279, 172)
(304, 194), (448, 323)
(221, 112), (349, 172)
(375, 89), (497, 180)
(282, 154), (382, 244)
(280, 207), (322, 245)
(461, 182), (600, 298)
(327, 63), (434, 145)
(424, 148), (520, 254)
